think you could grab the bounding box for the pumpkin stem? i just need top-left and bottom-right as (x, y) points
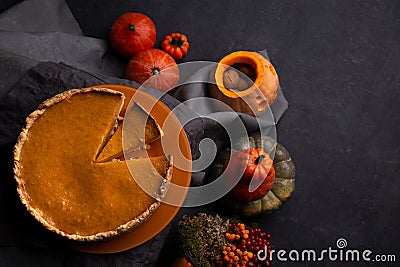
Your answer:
(151, 67), (161, 76)
(170, 37), (184, 47)
(254, 154), (266, 165)
(128, 25), (135, 31)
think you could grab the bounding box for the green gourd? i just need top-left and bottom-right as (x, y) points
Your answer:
(212, 135), (295, 216)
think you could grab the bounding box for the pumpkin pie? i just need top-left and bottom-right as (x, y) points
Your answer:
(13, 88), (172, 241)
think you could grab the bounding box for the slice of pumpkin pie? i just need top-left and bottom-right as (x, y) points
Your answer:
(96, 103), (162, 162)
(13, 88), (172, 241)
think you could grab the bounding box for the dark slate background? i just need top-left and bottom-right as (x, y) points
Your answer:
(1, 0), (400, 266)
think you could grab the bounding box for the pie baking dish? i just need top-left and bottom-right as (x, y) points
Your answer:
(13, 84), (191, 251)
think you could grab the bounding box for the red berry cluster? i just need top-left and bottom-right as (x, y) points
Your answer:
(245, 227), (271, 256)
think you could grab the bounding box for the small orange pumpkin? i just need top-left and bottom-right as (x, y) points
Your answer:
(171, 256), (192, 267)
(125, 49), (179, 92)
(161, 33), (189, 60)
(224, 148), (275, 202)
(209, 51), (279, 116)
(109, 12), (156, 58)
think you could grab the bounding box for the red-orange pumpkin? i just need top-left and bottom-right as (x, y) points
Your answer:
(224, 148), (275, 202)
(125, 49), (180, 92)
(109, 12), (156, 58)
(171, 256), (192, 267)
